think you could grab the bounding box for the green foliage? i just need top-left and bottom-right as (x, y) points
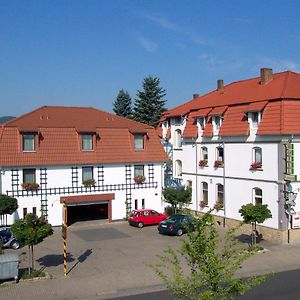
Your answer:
(239, 203), (272, 225)
(0, 195), (18, 215)
(113, 89), (133, 118)
(163, 186), (192, 213)
(151, 212), (268, 299)
(82, 179), (96, 187)
(11, 214), (53, 247)
(11, 214), (53, 273)
(134, 76), (166, 127)
(239, 203), (272, 246)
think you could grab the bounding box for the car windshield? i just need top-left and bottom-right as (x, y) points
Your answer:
(130, 211), (139, 217)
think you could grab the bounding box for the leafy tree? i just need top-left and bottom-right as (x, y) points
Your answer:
(163, 186), (192, 214)
(0, 194), (18, 226)
(113, 89), (133, 118)
(134, 76), (166, 127)
(11, 214), (53, 274)
(239, 203), (272, 247)
(151, 212), (267, 300)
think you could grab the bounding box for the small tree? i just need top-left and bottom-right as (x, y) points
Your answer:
(0, 194), (18, 226)
(163, 186), (192, 214)
(134, 76), (166, 127)
(239, 203), (272, 247)
(113, 89), (133, 119)
(11, 214), (53, 274)
(151, 212), (267, 299)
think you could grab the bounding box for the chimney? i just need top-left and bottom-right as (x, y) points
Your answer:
(217, 79), (224, 90)
(260, 68), (273, 84)
(193, 93), (199, 99)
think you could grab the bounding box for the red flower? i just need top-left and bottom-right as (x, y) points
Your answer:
(199, 160), (208, 167)
(133, 175), (146, 184)
(250, 162), (262, 169)
(214, 160), (223, 168)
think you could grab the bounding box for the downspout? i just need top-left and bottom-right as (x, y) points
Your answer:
(223, 141), (226, 227)
(194, 138), (199, 212)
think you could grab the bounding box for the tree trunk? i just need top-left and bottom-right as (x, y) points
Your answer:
(251, 222), (255, 247)
(31, 245), (34, 270)
(28, 245), (31, 275)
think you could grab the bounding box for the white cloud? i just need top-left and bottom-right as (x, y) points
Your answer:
(139, 12), (178, 31)
(254, 56), (300, 72)
(137, 36), (158, 53)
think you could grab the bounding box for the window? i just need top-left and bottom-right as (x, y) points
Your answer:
(23, 208), (27, 218)
(216, 184), (224, 205)
(198, 117), (206, 130)
(134, 165), (144, 177)
(253, 147), (262, 163)
(174, 129), (182, 148)
(201, 146), (208, 161)
(134, 199), (138, 210)
(253, 188), (262, 205)
(202, 182), (208, 204)
(213, 116), (222, 131)
(32, 207), (37, 215)
(23, 169), (36, 184)
(252, 112), (260, 128)
(175, 160), (182, 177)
(216, 147), (224, 162)
(82, 166), (93, 182)
(134, 134), (144, 150)
(173, 117), (181, 125)
(142, 199), (145, 209)
(22, 133), (35, 151)
(284, 143), (294, 175)
(81, 134), (93, 151)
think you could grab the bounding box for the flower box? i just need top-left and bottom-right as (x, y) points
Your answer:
(133, 175), (146, 184)
(21, 183), (40, 191)
(82, 179), (96, 187)
(214, 160), (223, 168)
(214, 201), (224, 210)
(199, 200), (208, 208)
(250, 162), (262, 169)
(199, 160), (208, 167)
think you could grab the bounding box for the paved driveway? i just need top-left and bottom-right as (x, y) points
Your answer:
(1, 220), (182, 300)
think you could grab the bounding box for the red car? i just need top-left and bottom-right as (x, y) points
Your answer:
(128, 209), (168, 228)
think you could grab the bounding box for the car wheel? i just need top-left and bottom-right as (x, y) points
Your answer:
(11, 240), (20, 250)
(137, 222), (144, 228)
(177, 229), (183, 236)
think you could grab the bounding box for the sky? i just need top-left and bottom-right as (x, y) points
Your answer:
(1, 0), (300, 117)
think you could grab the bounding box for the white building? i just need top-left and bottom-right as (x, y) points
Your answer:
(0, 106), (167, 226)
(158, 68), (300, 243)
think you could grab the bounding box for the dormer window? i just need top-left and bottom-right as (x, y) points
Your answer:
(173, 117), (181, 126)
(251, 112), (260, 128)
(22, 133), (35, 151)
(214, 116), (222, 131)
(134, 134), (144, 150)
(81, 134), (93, 151)
(198, 117), (206, 130)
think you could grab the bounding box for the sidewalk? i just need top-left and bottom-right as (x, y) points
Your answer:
(1, 224), (300, 300)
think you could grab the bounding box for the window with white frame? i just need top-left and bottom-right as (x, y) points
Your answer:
(173, 117), (181, 125)
(23, 169), (36, 184)
(134, 165), (144, 177)
(81, 134), (93, 151)
(216, 184), (224, 206)
(82, 166), (93, 182)
(134, 134), (144, 150)
(213, 116), (222, 131)
(251, 112), (260, 128)
(202, 182), (208, 204)
(174, 129), (182, 148)
(253, 188), (262, 205)
(198, 117), (206, 130)
(22, 133), (35, 151)
(175, 160), (182, 177)
(216, 146), (224, 162)
(251, 147), (262, 169)
(201, 146), (208, 161)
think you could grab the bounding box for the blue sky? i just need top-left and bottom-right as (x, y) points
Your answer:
(1, 0), (300, 117)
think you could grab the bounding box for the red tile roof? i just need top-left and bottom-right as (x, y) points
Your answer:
(0, 106), (168, 167)
(162, 70), (300, 136)
(182, 116), (197, 138)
